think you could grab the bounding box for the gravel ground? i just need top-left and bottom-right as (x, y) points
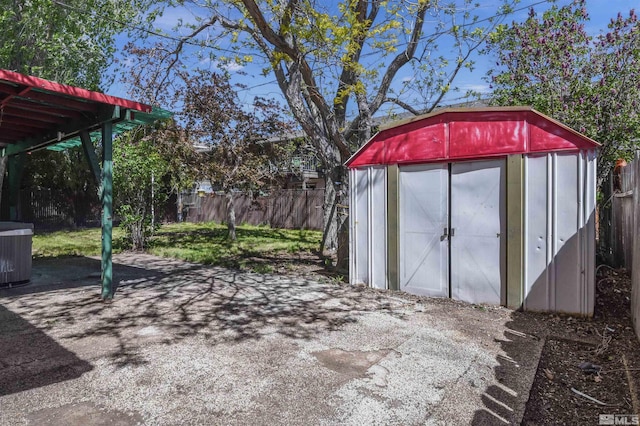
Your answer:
(0, 253), (542, 425)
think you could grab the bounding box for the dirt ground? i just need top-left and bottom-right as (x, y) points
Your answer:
(521, 266), (640, 425)
(0, 252), (638, 425)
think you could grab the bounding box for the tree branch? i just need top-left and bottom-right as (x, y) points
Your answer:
(241, 0), (350, 160)
(333, 0), (379, 127)
(279, 0), (299, 38)
(157, 16), (222, 89)
(344, 3), (428, 141)
(384, 97), (422, 115)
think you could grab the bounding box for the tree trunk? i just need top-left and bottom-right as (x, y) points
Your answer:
(321, 163), (349, 270)
(227, 191), (236, 241)
(132, 220), (144, 251)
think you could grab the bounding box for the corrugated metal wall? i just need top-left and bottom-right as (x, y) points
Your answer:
(350, 151), (596, 316)
(523, 151), (596, 315)
(349, 167), (387, 289)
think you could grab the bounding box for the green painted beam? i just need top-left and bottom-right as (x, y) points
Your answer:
(47, 107), (173, 152)
(80, 131), (101, 185)
(506, 154), (524, 309)
(101, 121), (114, 300)
(387, 164), (399, 291)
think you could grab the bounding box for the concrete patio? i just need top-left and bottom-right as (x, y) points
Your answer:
(0, 254), (543, 425)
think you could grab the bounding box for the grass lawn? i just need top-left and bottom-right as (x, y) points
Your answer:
(32, 227), (126, 258)
(32, 222), (323, 272)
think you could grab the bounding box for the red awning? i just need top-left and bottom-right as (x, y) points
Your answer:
(0, 69), (152, 154)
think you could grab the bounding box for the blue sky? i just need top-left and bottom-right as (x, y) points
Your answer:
(107, 0), (640, 114)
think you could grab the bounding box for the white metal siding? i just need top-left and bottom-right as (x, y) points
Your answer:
(555, 154), (581, 313)
(451, 159), (505, 305)
(352, 168), (370, 285)
(523, 151), (595, 315)
(525, 155), (551, 311)
(584, 150), (597, 315)
(369, 167), (387, 289)
(398, 164), (449, 297)
(350, 166), (387, 289)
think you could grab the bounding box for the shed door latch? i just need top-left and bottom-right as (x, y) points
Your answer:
(441, 228), (456, 240)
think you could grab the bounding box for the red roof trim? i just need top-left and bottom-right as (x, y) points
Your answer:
(346, 107), (599, 168)
(0, 69), (152, 113)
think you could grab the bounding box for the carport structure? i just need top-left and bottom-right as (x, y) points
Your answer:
(0, 69), (170, 299)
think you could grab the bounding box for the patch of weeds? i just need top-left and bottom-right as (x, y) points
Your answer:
(286, 242), (303, 253)
(251, 263), (274, 274)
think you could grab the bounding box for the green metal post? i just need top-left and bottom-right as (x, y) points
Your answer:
(101, 122), (114, 299)
(8, 153), (26, 221)
(80, 131), (101, 185)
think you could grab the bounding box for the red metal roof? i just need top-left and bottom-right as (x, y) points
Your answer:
(346, 107), (600, 168)
(0, 69), (153, 153)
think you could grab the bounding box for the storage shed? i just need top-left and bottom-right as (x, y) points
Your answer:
(347, 107), (598, 315)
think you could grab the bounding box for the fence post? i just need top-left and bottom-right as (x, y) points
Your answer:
(304, 189), (311, 229)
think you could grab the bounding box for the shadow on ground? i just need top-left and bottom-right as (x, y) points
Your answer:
(1, 254), (405, 371)
(471, 267), (640, 425)
(469, 311), (544, 425)
(0, 303), (93, 396)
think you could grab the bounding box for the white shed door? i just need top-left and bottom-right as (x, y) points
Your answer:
(399, 164), (449, 297)
(450, 159), (505, 304)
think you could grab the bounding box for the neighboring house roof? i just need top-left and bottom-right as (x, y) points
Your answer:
(346, 106), (600, 168)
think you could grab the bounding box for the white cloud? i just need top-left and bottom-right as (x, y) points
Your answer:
(211, 60), (244, 72)
(457, 83), (491, 94)
(222, 62), (244, 72)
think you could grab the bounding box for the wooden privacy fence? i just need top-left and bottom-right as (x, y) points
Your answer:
(183, 189), (325, 230)
(603, 153), (640, 341)
(601, 163), (635, 268)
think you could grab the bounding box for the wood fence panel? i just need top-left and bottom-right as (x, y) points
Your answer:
(601, 155), (640, 341)
(308, 190), (325, 230)
(608, 165), (635, 268)
(612, 197), (634, 269)
(184, 189), (325, 230)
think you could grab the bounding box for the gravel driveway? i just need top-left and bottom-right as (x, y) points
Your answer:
(0, 253), (542, 425)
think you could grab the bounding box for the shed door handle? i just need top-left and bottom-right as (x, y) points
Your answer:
(450, 228), (455, 237)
